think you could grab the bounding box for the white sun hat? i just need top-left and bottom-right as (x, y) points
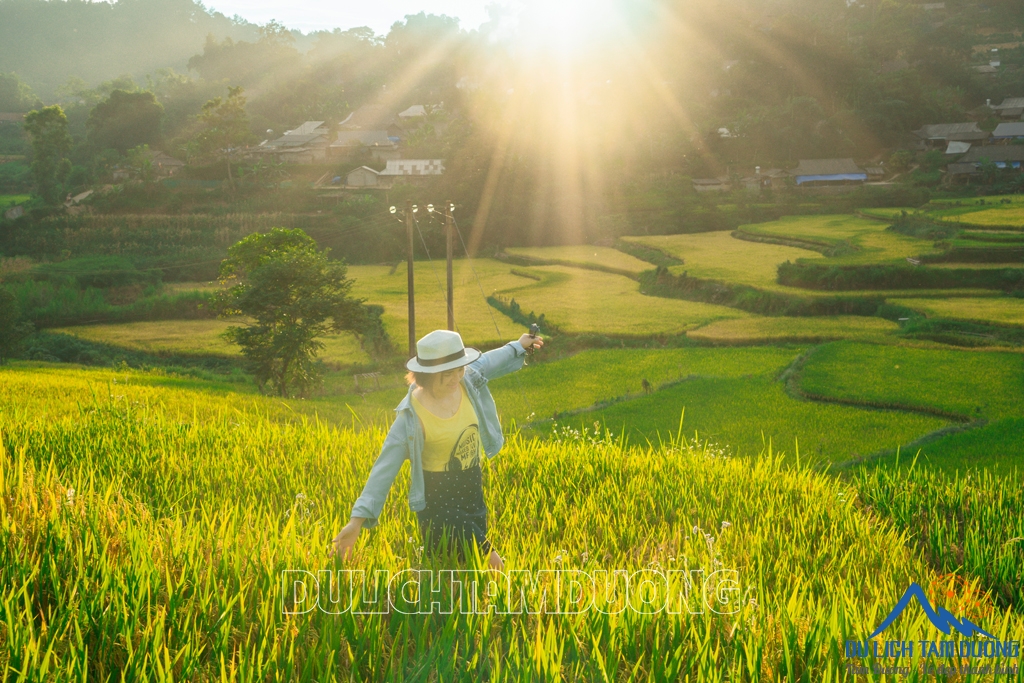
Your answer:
(406, 329), (481, 373)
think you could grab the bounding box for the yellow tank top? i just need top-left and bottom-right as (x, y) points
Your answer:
(412, 385), (482, 473)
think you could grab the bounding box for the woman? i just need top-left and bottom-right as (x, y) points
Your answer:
(332, 328), (543, 570)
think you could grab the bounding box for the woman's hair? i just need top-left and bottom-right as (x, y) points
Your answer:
(405, 366), (465, 391)
(405, 370), (434, 388)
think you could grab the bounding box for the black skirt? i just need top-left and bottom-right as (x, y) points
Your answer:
(417, 462), (492, 561)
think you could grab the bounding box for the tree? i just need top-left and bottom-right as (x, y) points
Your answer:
(86, 89), (164, 154)
(0, 289), (33, 363)
(23, 105), (72, 205)
(193, 86), (255, 189)
(213, 228), (383, 397)
(0, 72), (41, 112)
(126, 144), (156, 185)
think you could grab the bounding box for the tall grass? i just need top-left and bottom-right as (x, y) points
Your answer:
(2, 366), (1022, 680)
(851, 458), (1024, 611)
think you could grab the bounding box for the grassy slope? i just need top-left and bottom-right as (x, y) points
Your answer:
(5, 364), (1021, 680)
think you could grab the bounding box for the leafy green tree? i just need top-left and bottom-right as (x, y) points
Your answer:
(126, 144), (156, 184)
(194, 86), (255, 189)
(86, 89), (164, 154)
(23, 105), (72, 205)
(0, 289), (34, 363)
(0, 72), (41, 112)
(213, 228), (380, 397)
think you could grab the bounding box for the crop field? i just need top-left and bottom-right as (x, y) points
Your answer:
(346, 261), (525, 346)
(503, 245), (652, 276)
(492, 264), (750, 335)
(798, 341), (1024, 420)
(0, 193), (29, 209)
(686, 315), (899, 344)
(3, 365), (1023, 680)
(488, 346), (803, 424)
(561, 374), (947, 465)
(889, 296), (1024, 327)
(53, 319), (372, 367)
(736, 214), (942, 264)
(623, 232), (822, 288)
(857, 207), (917, 220)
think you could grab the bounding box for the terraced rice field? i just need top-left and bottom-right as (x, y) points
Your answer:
(494, 264), (750, 335)
(53, 319), (372, 367)
(504, 245), (652, 276)
(686, 315), (898, 344)
(623, 232), (822, 288)
(736, 214), (942, 264)
(889, 296), (1024, 327)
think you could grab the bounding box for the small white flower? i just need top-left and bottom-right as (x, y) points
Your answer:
(720, 521), (731, 530)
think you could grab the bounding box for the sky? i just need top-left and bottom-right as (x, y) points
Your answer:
(203, 0), (499, 35)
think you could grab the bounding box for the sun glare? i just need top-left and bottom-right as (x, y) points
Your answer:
(512, 0), (623, 56)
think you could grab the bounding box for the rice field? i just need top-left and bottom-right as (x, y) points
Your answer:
(857, 207), (918, 220)
(927, 202), (1024, 228)
(736, 214), (942, 264)
(346, 261), (526, 347)
(53, 319), (372, 367)
(889, 296), (1024, 327)
(623, 232), (823, 288)
(3, 364), (1023, 680)
(561, 374), (947, 465)
(0, 193), (29, 210)
(493, 265), (751, 335)
(503, 246), (652, 277)
(686, 315), (899, 344)
(797, 341), (1024, 421)
(489, 346), (802, 424)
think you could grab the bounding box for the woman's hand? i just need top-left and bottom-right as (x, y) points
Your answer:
(517, 333), (544, 351)
(488, 550), (505, 571)
(332, 518), (365, 560)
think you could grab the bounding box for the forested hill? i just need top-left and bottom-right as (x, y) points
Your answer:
(0, 0), (263, 98)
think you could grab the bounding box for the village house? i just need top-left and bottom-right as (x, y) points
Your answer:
(339, 105), (404, 138)
(259, 121), (331, 164)
(992, 122), (1024, 142)
(947, 145), (1024, 182)
(913, 123), (989, 148)
(345, 166), (383, 188)
(379, 159), (444, 185)
(691, 177), (730, 193)
(991, 97), (1024, 120)
(790, 159), (867, 188)
(330, 130), (399, 161)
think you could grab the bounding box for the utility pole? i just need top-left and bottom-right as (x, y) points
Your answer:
(405, 200), (416, 359)
(445, 200), (454, 331)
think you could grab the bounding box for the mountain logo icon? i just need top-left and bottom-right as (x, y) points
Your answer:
(870, 583), (996, 640)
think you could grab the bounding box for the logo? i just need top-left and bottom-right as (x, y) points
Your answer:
(869, 582), (995, 640)
(844, 581), (1020, 678)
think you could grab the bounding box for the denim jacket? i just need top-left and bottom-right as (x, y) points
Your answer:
(349, 340), (528, 529)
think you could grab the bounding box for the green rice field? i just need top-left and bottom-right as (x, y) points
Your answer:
(2, 363), (1022, 680)
(889, 296), (1024, 327)
(504, 245), (652, 276)
(686, 315), (899, 344)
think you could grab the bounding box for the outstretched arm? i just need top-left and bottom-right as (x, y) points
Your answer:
(472, 334), (544, 381)
(333, 418), (409, 559)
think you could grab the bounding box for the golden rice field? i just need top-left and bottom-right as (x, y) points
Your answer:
(3, 364), (1023, 680)
(495, 264), (750, 335)
(623, 232), (822, 288)
(504, 245), (652, 277)
(346, 261), (524, 347)
(889, 297), (1024, 327)
(686, 315), (899, 344)
(53, 319), (372, 367)
(736, 214), (942, 264)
